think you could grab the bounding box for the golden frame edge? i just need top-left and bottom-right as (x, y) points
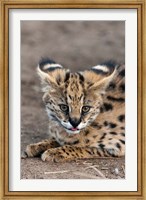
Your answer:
(0, 0), (145, 199)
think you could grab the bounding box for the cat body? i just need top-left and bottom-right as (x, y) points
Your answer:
(25, 59), (125, 162)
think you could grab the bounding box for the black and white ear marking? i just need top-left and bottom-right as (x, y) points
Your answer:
(92, 65), (110, 74)
(37, 58), (68, 92)
(39, 58), (63, 73)
(82, 61), (118, 94)
(91, 61), (117, 75)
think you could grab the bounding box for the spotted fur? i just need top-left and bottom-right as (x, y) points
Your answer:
(25, 58), (125, 162)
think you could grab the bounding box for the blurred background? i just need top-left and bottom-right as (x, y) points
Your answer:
(21, 21), (125, 179)
(21, 21), (125, 72)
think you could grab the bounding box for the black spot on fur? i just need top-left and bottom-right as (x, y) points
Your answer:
(50, 114), (59, 122)
(84, 130), (90, 136)
(91, 122), (102, 129)
(119, 139), (125, 144)
(69, 95), (72, 100)
(109, 123), (117, 128)
(121, 127), (125, 130)
(56, 74), (61, 85)
(72, 140), (79, 145)
(64, 71), (70, 82)
(75, 82), (79, 90)
(118, 115), (125, 122)
(99, 144), (105, 149)
(120, 133), (125, 137)
(100, 107), (104, 113)
(107, 82), (116, 91)
(86, 150), (93, 155)
(103, 103), (113, 111)
(49, 108), (54, 112)
(62, 148), (66, 153)
(119, 84), (125, 92)
(96, 150), (102, 156)
(75, 153), (79, 157)
(78, 94), (83, 100)
(107, 96), (125, 102)
(87, 82), (94, 88)
(116, 143), (121, 149)
(77, 72), (85, 82)
(119, 69), (125, 77)
(110, 132), (117, 135)
(104, 121), (108, 126)
(100, 133), (107, 140)
(85, 139), (90, 143)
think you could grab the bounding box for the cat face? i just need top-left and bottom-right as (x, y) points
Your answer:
(38, 58), (116, 134)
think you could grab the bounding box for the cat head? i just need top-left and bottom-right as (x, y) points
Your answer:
(37, 58), (117, 134)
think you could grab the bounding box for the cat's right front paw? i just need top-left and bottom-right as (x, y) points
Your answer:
(25, 144), (41, 157)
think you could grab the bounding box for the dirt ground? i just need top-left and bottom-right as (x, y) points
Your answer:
(21, 21), (125, 180)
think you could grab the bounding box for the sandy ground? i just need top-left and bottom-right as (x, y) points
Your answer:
(21, 20), (125, 180)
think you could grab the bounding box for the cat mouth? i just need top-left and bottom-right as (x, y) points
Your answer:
(70, 127), (79, 131)
(65, 127), (79, 131)
(51, 115), (80, 132)
(64, 127), (81, 134)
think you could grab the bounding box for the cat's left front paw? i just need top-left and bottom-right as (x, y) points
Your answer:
(41, 148), (66, 163)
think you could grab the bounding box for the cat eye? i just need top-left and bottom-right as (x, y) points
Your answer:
(82, 106), (91, 113)
(59, 104), (69, 113)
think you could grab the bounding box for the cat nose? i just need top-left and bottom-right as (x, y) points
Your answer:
(69, 117), (81, 128)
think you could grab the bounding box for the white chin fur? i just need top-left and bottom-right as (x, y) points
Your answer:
(61, 121), (73, 129)
(65, 129), (80, 134)
(77, 122), (88, 129)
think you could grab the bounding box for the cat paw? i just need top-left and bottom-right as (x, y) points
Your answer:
(41, 149), (66, 162)
(21, 151), (28, 159)
(25, 144), (41, 157)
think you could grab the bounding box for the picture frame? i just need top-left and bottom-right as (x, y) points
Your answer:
(0, 0), (145, 199)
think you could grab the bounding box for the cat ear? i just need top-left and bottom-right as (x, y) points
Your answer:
(82, 62), (117, 94)
(37, 58), (69, 92)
